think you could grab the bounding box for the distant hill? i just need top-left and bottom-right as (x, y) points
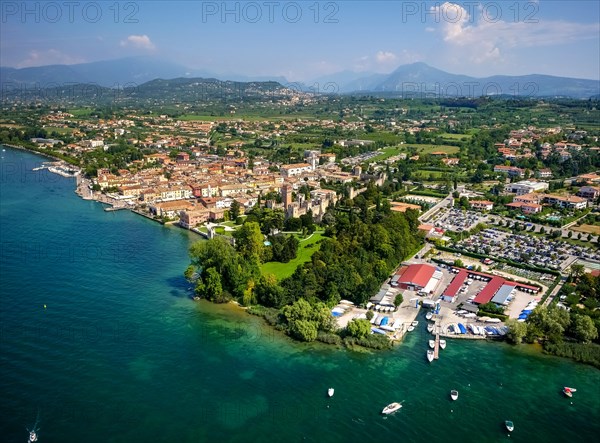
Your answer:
(1, 58), (598, 99)
(0, 57), (288, 88)
(324, 62), (600, 98)
(343, 63), (600, 98)
(1, 76), (304, 105)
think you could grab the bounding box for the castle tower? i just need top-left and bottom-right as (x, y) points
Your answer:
(282, 184), (292, 210)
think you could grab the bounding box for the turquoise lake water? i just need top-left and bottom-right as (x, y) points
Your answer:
(1, 146), (599, 442)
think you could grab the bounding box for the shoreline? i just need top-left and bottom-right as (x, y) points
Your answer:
(4, 144), (598, 366)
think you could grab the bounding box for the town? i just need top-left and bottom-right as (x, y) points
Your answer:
(1, 94), (599, 363)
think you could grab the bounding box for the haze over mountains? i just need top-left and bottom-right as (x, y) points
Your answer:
(1, 58), (599, 98)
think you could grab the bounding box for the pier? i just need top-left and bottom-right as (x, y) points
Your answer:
(434, 333), (440, 360)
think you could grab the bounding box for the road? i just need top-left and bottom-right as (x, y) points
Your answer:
(418, 192), (454, 222)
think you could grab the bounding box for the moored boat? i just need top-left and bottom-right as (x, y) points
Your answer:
(328, 388), (334, 397)
(427, 349), (434, 362)
(505, 420), (514, 432)
(450, 390), (458, 401)
(407, 325), (415, 332)
(439, 339), (446, 349)
(429, 339), (435, 349)
(427, 324), (434, 333)
(381, 402), (402, 414)
(411, 321), (419, 327)
(426, 312), (433, 320)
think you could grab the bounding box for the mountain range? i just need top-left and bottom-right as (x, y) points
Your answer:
(1, 58), (599, 99)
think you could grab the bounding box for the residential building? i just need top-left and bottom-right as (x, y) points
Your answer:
(469, 200), (494, 211)
(577, 186), (600, 201)
(494, 165), (525, 178)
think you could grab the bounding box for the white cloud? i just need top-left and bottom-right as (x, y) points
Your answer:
(120, 34), (155, 50)
(430, 2), (599, 65)
(354, 50), (422, 72)
(375, 51), (398, 64)
(17, 49), (84, 68)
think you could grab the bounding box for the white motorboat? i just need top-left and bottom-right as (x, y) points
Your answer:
(429, 339), (435, 349)
(427, 349), (434, 362)
(407, 326), (415, 332)
(427, 324), (434, 333)
(411, 321), (419, 327)
(381, 402), (402, 414)
(450, 390), (458, 401)
(505, 420), (514, 432)
(328, 388), (334, 397)
(426, 312), (433, 320)
(28, 430), (38, 442)
(439, 339), (446, 349)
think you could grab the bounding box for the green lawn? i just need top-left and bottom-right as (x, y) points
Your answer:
(260, 231), (324, 280)
(370, 146), (404, 162)
(412, 144), (460, 155)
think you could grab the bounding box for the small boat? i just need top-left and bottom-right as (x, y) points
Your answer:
(28, 430), (38, 442)
(411, 321), (419, 327)
(427, 349), (434, 362)
(563, 387), (576, 397)
(429, 339), (435, 349)
(328, 388), (334, 397)
(427, 324), (434, 333)
(505, 420), (514, 432)
(439, 339), (446, 350)
(450, 390), (458, 401)
(426, 312), (433, 320)
(381, 402), (402, 414)
(407, 326), (415, 332)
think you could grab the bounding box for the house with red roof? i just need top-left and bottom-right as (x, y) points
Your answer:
(396, 264), (437, 291)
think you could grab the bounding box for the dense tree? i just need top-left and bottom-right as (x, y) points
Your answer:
(230, 199), (241, 220)
(233, 221), (265, 261)
(346, 319), (371, 339)
(572, 314), (598, 344)
(506, 319), (528, 344)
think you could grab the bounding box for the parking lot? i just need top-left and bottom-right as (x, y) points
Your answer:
(453, 228), (600, 271)
(431, 207), (486, 232)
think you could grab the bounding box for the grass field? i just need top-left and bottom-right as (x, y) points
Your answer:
(260, 231), (324, 280)
(412, 144), (460, 155)
(571, 224), (600, 235)
(369, 147), (400, 162)
(439, 133), (471, 140)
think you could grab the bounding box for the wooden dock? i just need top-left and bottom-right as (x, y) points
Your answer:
(434, 333), (440, 359)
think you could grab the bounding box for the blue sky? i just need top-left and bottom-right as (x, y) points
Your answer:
(1, 1), (599, 80)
